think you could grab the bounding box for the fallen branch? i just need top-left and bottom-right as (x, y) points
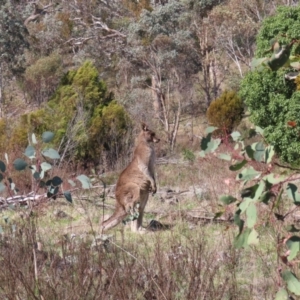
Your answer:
(0, 193), (47, 210)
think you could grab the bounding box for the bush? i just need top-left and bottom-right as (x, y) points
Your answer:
(239, 5), (300, 164)
(23, 53), (63, 105)
(255, 6), (300, 58)
(14, 61), (133, 170)
(206, 90), (244, 133)
(239, 69), (300, 163)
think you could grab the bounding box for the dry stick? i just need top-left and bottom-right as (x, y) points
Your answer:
(109, 240), (167, 300)
(107, 268), (117, 292)
(206, 165), (219, 210)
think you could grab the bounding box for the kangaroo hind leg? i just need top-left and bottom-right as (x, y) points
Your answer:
(101, 205), (127, 232)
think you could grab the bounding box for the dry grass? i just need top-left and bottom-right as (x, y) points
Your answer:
(0, 184), (279, 300)
(0, 115), (285, 299)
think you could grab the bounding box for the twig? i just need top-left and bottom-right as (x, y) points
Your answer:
(109, 240), (168, 300)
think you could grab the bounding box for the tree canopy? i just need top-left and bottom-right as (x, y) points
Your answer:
(240, 5), (300, 163)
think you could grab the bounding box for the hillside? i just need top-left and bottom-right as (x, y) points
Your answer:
(1, 1), (300, 299)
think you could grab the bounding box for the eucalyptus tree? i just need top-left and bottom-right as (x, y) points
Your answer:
(119, 1), (201, 149)
(0, 0), (29, 116)
(22, 0), (131, 83)
(239, 5), (300, 164)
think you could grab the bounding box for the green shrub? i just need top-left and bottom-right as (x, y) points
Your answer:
(24, 53), (63, 104)
(206, 90), (244, 133)
(239, 5), (300, 164)
(15, 61), (133, 169)
(255, 6), (300, 58)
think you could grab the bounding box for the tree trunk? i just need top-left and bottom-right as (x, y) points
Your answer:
(151, 75), (163, 120)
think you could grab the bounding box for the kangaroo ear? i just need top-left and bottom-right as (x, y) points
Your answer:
(141, 122), (148, 131)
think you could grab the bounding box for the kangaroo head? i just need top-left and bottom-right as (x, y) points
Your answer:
(141, 123), (160, 143)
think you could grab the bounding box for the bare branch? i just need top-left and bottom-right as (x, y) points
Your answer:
(24, 3), (53, 26)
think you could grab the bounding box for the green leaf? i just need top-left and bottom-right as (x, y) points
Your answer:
(237, 167), (261, 182)
(29, 165), (36, 172)
(33, 172), (40, 180)
(213, 211), (224, 219)
(206, 138), (221, 153)
(205, 126), (217, 134)
(77, 174), (92, 189)
(282, 270), (300, 296)
(199, 150), (206, 157)
(32, 133), (37, 144)
(253, 180), (265, 201)
(39, 181), (46, 188)
(42, 131), (55, 143)
(0, 182), (6, 193)
(286, 236), (300, 261)
(48, 186), (59, 196)
(200, 133), (212, 151)
(251, 57), (269, 71)
(239, 198), (253, 213)
(255, 126), (264, 135)
(265, 145), (275, 163)
(42, 148), (60, 159)
(261, 191), (273, 205)
(0, 161), (5, 173)
(275, 189), (284, 209)
(286, 225), (300, 233)
(40, 170), (45, 180)
(234, 209), (244, 234)
(52, 176), (63, 186)
(13, 159), (28, 171)
(10, 181), (15, 190)
(274, 288), (289, 300)
(40, 162), (52, 172)
(64, 191), (73, 203)
(229, 159), (247, 171)
(263, 173), (286, 185)
(68, 179), (76, 187)
(246, 203), (257, 228)
(231, 131), (241, 141)
(219, 195), (237, 205)
(241, 184), (258, 199)
(24, 145), (35, 159)
(218, 153), (231, 161)
(252, 141), (265, 162)
(248, 228), (259, 245)
(234, 228), (251, 249)
(245, 145), (255, 160)
(287, 183), (300, 205)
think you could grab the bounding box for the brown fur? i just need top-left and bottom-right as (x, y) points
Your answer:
(101, 123), (160, 232)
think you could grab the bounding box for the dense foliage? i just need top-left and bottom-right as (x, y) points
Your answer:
(200, 124), (300, 299)
(13, 61), (132, 168)
(255, 5), (300, 58)
(206, 90), (244, 132)
(240, 5), (300, 164)
(0, 1), (29, 75)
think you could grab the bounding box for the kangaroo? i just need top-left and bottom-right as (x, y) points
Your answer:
(101, 123), (160, 232)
